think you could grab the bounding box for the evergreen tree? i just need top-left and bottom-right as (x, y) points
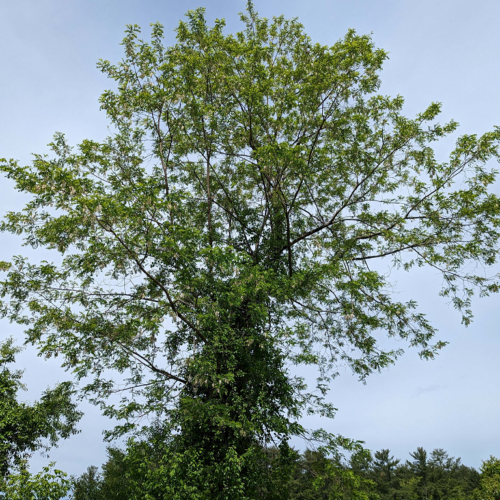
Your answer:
(72, 466), (103, 500)
(406, 448), (429, 500)
(350, 449), (374, 478)
(99, 447), (132, 500)
(372, 449), (400, 499)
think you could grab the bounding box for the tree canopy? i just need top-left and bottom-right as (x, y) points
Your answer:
(0, 339), (80, 498)
(1, 2), (499, 497)
(71, 443), (484, 500)
(0, 339), (81, 479)
(476, 457), (500, 500)
(0, 463), (71, 500)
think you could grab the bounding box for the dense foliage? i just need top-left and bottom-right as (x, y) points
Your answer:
(0, 339), (81, 479)
(0, 339), (80, 498)
(1, 463), (71, 500)
(1, 2), (500, 497)
(476, 457), (500, 500)
(72, 443), (491, 500)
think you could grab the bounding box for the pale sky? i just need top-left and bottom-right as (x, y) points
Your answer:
(1, 0), (499, 476)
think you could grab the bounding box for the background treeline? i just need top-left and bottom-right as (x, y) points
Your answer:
(72, 441), (500, 500)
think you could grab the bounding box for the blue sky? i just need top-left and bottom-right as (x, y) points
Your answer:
(1, 0), (499, 475)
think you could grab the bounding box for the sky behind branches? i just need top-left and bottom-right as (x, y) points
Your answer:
(0, 0), (499, 475)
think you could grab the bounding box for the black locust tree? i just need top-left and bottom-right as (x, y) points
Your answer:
(1, 3), (500, 497)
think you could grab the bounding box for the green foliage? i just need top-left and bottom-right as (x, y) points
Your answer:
(426, 449), (478, 500)
(368, 448), (479, 500)
(0, 462), (71, 500)
(72, 466), (103, 500)
(70, 449), (131, 500)
(405, 447), (429, 500)
(475, 456), (500, 500)
(371, 449), (400, 497)
(0, 339), (81, 478)
(1, 2), (500, 496)
(101, 426), (298, 500)
(99, 448), (131, 499)
(71, 444), (483, 500)
(287, 448), (378, 500)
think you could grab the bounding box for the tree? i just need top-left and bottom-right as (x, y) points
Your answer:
(432, 449), (480, 500)
(287, 449), (377, 500)
(98, 447), (132, 500)
(475, 457), (500, 500)
(0, 462), (71, 500)
(71, 445), (149, 500)
(406, 448), (429, 500)
(1, 2), (500, 497)
(350, 449), (374, 478)
(0, 339), (81, 479)
(372, 449), (400, 498)
(72, 466), (103, 500)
